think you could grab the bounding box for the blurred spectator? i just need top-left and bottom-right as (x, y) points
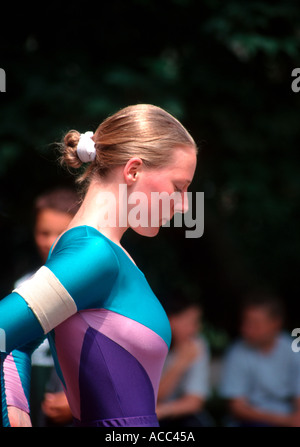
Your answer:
(219, 291), (300, 427)
(156, 295), (212, 427)
(14, 187), (80, 427)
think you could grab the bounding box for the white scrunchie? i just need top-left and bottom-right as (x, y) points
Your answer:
(77, 131), (96, 163)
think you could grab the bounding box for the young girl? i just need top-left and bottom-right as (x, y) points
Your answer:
(0, 104), (197, 427)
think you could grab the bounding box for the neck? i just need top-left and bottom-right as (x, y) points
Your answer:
(69, 177), (130, 246)
(257, 335), (278, 354)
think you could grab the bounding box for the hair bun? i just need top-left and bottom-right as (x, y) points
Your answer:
(61, 130), (82, 169)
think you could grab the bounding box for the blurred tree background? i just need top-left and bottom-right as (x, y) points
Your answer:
(1, 0), (300, 342)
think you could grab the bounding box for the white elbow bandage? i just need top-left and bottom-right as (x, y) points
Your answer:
(13, 266), (77, 334)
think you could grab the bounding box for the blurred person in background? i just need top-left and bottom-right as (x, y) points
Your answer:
(156, 294), (212, 427)
(14, 187), (79, 426)
(219, 291), (300, 427)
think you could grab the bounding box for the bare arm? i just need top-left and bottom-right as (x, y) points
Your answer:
(7, 407), (32, 427)
(158, 339), (201, 401)
(229, 397), (300, 427)
(157, 394), (204, 420)
(42, 392), (73, 425)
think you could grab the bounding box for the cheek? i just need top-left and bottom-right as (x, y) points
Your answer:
(131, 175), (175, 228)
(147, 181), (175, 218)
(143, 174), (172, 195)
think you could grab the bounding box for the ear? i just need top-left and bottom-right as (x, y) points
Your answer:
(123, 157), (143, 185)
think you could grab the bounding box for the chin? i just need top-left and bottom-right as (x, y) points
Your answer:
(132, 225), (160, 238)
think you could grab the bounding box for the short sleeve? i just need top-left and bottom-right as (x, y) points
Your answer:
(289, 339), (300, 396)
(219, 343), (250, 399)
(1, 337), (45, 426)
(13, 228), (119, 334)
(182, 339), (210, 398)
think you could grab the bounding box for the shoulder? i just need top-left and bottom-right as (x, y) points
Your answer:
(277, 332), (296, 359)
(46, 226), (120, 293)
(224, 338), (250, 362)
(50, 226), (120, 270)
(278, 331), (293, 347)
(44, 226), (120, 310)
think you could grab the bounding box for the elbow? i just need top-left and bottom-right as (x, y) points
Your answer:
(228, 398), (247, 419)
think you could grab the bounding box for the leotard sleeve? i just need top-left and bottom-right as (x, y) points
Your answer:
(0, 228), (119, 426)
(0, 292), (46, 426)
(0, 337), (45, 426)
(7, 229), (119, 338)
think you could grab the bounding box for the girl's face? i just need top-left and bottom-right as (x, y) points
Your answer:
(128, 145), (197, 237)
(34, 208), (73, 262)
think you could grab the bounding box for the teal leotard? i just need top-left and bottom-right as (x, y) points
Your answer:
(0, 226), (171, 427)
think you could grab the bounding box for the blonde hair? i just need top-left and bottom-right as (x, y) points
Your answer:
(60, 104), (197, 185)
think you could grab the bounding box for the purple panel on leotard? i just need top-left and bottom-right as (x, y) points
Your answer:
(79, 327), (156, 423)
(73, 414), (159, 427)
(79, 309), (168, 402)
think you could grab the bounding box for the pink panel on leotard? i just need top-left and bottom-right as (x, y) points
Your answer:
(53, 308), (168, 420)
(53, 313), (88, 420)
(78, 308), (169, 402)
